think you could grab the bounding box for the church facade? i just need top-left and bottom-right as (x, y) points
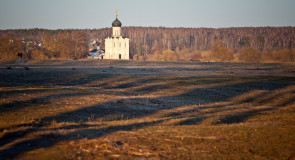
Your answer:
(104, 11), (129, 60)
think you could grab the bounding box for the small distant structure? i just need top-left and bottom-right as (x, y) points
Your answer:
(87, 40), (105, 59)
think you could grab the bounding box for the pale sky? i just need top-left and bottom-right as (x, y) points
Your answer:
(0, 0), (294, 29)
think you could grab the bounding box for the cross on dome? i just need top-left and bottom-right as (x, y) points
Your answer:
(112, 10), (122, 27)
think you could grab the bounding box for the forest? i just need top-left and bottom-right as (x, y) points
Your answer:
(0, 27), (295, 62)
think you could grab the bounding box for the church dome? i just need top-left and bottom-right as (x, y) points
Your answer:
(112, 17), (122, 27)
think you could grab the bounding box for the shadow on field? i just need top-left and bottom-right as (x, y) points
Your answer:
(216, 106), (280, 124)
(0, 67), (294, 159)
(0, 92), (92, 113)
(0, 120), (165, 159)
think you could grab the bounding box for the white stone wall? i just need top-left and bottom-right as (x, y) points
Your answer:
(105, 37), (129, 60)
(112, 27), (121, 37)
(105, 21), (129, 60)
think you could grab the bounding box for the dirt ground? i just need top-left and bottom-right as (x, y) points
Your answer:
(0, 60), (295, 160)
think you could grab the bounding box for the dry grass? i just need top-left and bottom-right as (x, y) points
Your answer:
(0, 60), (295, 160)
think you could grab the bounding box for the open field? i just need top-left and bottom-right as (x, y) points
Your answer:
(0, 60), (295, 160)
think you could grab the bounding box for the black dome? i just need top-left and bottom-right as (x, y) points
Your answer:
(112, 17), (122, 27)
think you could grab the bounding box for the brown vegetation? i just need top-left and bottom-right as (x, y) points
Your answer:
(0, 27), (295, 62)
(0, 60), (295, 159)
(0, 37), (25, 60)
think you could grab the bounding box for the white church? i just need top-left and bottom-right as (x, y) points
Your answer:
(104, 11), (130, 60)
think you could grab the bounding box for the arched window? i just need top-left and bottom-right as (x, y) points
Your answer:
(114, 42), (115, 47)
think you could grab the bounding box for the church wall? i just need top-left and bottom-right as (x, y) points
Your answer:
(104, 12), (129, 60)
(105, 37), (129, 59)
(112, 27), (121, 37)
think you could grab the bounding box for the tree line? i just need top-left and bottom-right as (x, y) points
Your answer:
(0, 27), (294, 62)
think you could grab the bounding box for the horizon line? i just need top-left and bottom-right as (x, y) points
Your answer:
(1, 25), (295, 31)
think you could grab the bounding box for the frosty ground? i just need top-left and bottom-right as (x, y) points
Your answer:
(0, 60), (295, 159)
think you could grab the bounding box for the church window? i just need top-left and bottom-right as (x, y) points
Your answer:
(114, 42), (115, 47)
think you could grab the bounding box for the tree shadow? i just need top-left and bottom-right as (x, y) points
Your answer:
(0, 68), (113, 86)
(178, 117), (205, 125)
(0, 73), (293, 159)
(169, 80), (291, 126)
(0, 88), (53, 99)
(0, 120), (165, 160)
(0, 92), (92, 113)
(216, 106), (280, 124)
(103, 77), (160, 89)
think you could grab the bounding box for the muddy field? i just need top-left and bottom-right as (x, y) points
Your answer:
(0, 60), (295, 160)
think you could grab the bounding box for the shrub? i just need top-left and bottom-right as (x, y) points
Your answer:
(0, 37), (25, 60)
(237, 47), (261, 62)
(209, 40), (234, 62)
